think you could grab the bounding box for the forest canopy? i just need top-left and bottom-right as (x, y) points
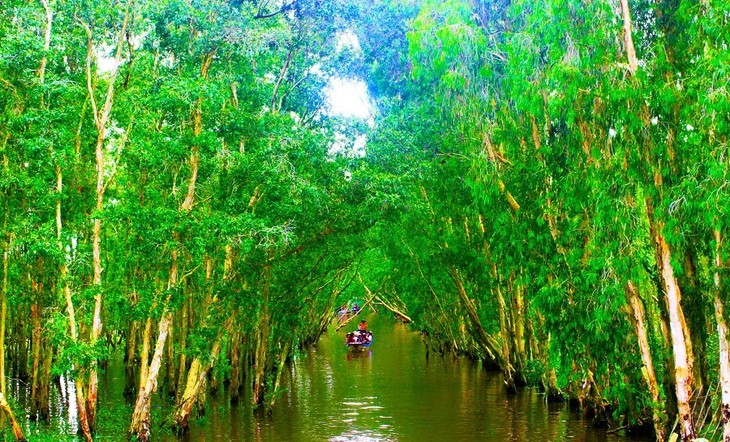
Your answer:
(1, 0), (729, 441)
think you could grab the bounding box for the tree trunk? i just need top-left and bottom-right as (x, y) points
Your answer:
(268, 342), (290, 409)
(450, 268), (502, 365)
(651, 216), (695, 440)
(55, 163), (92, 441)
(253, 265), (271, 406)
(129, 312), (172, 442)
(30, 303), (42, 421)
(0, 234), (9, 397)
(124, 319), (138, 397)
(82, 7), (130, 428)
(511, 282), (526, 383)
(38, 339), (52, 422)
(495, 283), (515, 391)
(0, 392), (26, 441)
(619, 0), (639, 74)
(139, 317), (152, 389)
(626, 280), (666, 440)
(714, 229), (730, 442)
(175, 302), (189, 401)
(230, 333), (242, 404)
(171, 327), (226, 433)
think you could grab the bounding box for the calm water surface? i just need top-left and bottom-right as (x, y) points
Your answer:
(17, 314), (651, 441)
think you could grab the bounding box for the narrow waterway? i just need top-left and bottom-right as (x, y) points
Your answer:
(16, 313), (652, 441)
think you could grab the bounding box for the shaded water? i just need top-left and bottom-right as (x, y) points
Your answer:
(16, 314), (651, 441)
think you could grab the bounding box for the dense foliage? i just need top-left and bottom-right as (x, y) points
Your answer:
(0, 0), (729, 441)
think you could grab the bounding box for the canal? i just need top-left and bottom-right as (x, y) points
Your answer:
(17, 313), (651, 441)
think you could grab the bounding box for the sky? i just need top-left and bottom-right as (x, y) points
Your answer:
(326, 78), (372, 120)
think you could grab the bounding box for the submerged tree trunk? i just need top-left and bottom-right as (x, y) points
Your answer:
(253, 264), (271, 406)
(230, 333), (242, 404)
(171, 324), (228, 433)
(82, 6), (130, 428)
(129, 312), (172, 442)
(495, 282), (515, 391)
(124, 319), (139, 397)
(55, 164), (93, 442)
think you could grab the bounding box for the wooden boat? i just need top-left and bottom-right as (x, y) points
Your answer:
(345, 330), (373, 351)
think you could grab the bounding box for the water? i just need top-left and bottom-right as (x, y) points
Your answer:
(17, 313), (651, 441)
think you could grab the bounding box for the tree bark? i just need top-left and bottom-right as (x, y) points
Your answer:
(0, 234), (9, 397)
(626, 280), (665, 440)
(0, 392), (26, 441)
(55, 164), (92, 441)
(450, 268), (502, 365)
(171, 323), (228, 433)
(129, 312), (172, 442)
(82, 6), (130, 427)
(253, 264), (271, 405)
(124, 319), (138, 397)
(30, 303), (42, 420)
(649, 211), (695, 440)
(619, 0), (639, 74)
(714, 229), (730, 442)
(139, 317), (152, 389)
(495, 282), (515, 391)
(230, 333), (242, 404)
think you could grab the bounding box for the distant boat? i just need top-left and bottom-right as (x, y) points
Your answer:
(345, 330), (373, 351)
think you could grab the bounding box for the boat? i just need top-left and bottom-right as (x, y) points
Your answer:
(345, 330), (373, 351)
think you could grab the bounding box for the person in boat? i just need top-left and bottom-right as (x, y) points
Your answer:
(358, 319), (367, 332)
(351, 303), (360, 314)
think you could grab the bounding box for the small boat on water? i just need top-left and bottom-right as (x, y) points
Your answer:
(345, 330), (373, 351)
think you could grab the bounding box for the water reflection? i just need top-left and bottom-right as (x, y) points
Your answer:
(15, 313), (652, 441)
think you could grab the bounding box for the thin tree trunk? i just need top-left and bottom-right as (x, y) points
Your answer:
(139, 317), (152, 389)
(171, 324), (228, 433)
(253, 264), (271, 405)
(511, 283), (526, 381)
(175, 302), (189, 401)
(714, 229), (730, 442)
(269, 341), (291, 409)
(230, 333), (242, 404)
(619, 0), (639, 74)
(495, 282), (515, 391)
(82, 7), (130, 427)
(55, 164), (93, 441)
(30, 303), (41, 420)
(626, 280), (665, 440)
(450, 268), (502, 365)
(129, 312), (172, 442)
(124, 319), (138, 397)
(0, 234), (9, 397)
(650, 215), (695, 440)
(36, 338), (53, 422)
